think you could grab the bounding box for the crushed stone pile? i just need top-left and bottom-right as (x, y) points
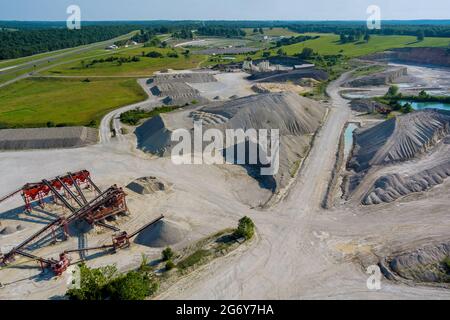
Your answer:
(151, 72), (217, 84)
(348, 110), (450, 173)
(136, 92), (326, 192)
(0, 127), (98, 150)
(0, 224), (24, 235)
(149, 72), (216, 105)
(126, 176), (171, 195)
(350, 99), (391, 114)
(384, 241), (450, 284)
(248, 68), (329, 83)
(134, 220), (188, 248)
(344, 66), (407, 87)
(363, 161), (450, 205)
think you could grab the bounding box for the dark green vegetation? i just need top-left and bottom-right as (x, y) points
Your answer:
(371, 88), (450, 115)
(233, 216), (255, 240)
(120, 106), (182, 125)
(0, 25), (137, 59)
(275, 35), (319, 47)
(66, 263), (158, 300)
(161, 247), (175, 261)
(197, 27), (246, 38)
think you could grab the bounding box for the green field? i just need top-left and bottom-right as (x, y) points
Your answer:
(0, 77), (146, 128)
(43, 47), (208, 76)
(280, 34), (450, 57)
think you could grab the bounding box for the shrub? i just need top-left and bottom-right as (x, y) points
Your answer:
(146, 51), (163, 58)
(443, 257), (450, 271)
(234, 216), (255, 240)
(66, 264), (158, 300)
(165, 260), (175, 271)
(105, 271), (157, 300)
(66, 264), (117, 300)
(162, 247), (174, 261)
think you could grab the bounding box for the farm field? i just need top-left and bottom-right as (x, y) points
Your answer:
(42, 47), (208, 76)
(0, 77), (147, 128)
(280, 33), (450, 57)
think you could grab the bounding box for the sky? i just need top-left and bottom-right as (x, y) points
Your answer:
(1, 0), (450, 21)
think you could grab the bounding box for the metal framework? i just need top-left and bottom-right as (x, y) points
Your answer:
(0, 170), (129, 268)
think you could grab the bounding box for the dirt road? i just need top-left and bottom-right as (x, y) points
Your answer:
(156, 73), (450, 300)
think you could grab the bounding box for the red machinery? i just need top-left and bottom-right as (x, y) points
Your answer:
(65, 214), (164, 257)
(14, 250), (70, 276)
(0, 170), (99, 212)
(0, 170), (129, 267)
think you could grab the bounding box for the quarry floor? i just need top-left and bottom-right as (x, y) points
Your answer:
(0, 67), (449, 299)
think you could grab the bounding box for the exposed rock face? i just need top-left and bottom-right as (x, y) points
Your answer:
(349, 110), (450, 173)
(384, 242), (450, 285)
(367, 47), (450, 67)
(349, 99), (391, 113)
(0, 127), (98, 150)
(344, 67), (407, 87)
(363, 162), (450, 205)
(136, 92), (326, 193)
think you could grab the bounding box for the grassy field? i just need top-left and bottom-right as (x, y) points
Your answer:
(280, 34), (450, 57)
(42, 47), (207, 76)
(0, 77), (146, 128)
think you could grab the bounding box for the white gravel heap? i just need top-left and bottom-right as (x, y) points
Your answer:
(0, 126), (98, 150)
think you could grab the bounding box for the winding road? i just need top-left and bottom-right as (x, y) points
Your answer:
(156, 72), (450, 300)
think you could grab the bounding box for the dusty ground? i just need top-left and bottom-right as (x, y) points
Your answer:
(0, 67), (449, 300)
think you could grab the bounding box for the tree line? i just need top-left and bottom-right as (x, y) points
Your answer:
(0, 25), (137, 60)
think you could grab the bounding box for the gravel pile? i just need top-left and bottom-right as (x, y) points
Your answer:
(0, 127), (98, 150)
(136, 92), (326, 191)
(348, 110), (450, 172)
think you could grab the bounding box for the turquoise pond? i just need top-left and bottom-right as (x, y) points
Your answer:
(344, 123), (359, 157)
(399, 100), (450, 111)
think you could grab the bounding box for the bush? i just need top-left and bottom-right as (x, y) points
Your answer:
(162, 247), (174, 261)
(105, 271), (157, 300)
(165, 260), (175, 271)
(66, 264), (118, 300)
(146, 51), (163, 58)
(443, 257), (450, 271)
(233, 216), (255, 240)
(66, 264), (158, 300)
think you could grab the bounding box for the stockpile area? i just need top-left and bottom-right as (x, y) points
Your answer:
(0, 126), (98, 150)
(126, 176), (172, 195)
(344, 66), (408, 87)
(345, 110), (450, 204)
(381, 241), (450, 286)
(248, 68), (329, 83)
(349, 110), (450, 172)
(136, 92), (326, 192)
(149, 72), (217, 105)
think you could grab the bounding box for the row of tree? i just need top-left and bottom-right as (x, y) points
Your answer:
(0, 25), (136, 59)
